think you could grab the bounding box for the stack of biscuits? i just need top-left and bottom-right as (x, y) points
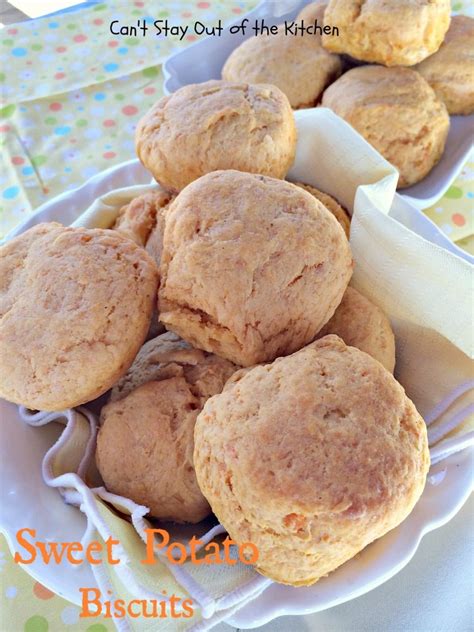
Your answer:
(223, 1), (474, 189)
(0, 24), (432, 586)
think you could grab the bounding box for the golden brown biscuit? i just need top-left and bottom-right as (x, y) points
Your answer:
(317, 287), (395, 371)
(112, 186), (175, 248)
(293, 182), (350, 237)
(322, 0), (451, 67)
(0, 223), (158, 411)
(322, 66), (450, 188)
(222, 26), (341, 109)
(194, 335), (430, 586)
(97, 332), (236, 523)
(414, 16), (474, 115)
(158, 170), (353, 366)
(135, 80), (297, 191)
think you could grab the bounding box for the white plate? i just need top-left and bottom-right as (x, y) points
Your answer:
(0, 159), (472, 629)
(162, 0), (474, 210)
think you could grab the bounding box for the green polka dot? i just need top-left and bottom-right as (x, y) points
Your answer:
(452, 2), (462, 9)
(2, 39), (14, 46)
(93, 3), (107, 10)
(95, 75), (106, 81)
(31, 43), (42, 51)
(158, 10), (169, 17)
(114, 94), (125, 101)
(142, 67), (159, 78)
(86, 625), (107, 632)
(45, 116), (57, 125)
(0, 72), (5, 82)
(0, 104), (16, 118)
(32, 155), (47, 167)
(132, 8), (141, 15)
(24, 615), (48, 632)
(125, 37), (140, 45)
(76, 119), (88, 127)
(445, 185), (463, 199)
(67, 23), (78, 30)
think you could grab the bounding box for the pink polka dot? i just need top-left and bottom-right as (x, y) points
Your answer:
(93, 18), (103, 25)
(103, 151), (116, 159)
(49, 102), (62, 111)
(7, 28), (18, 35)
(103, 119), (116, 127)
(232, 7), (242, 13)
(108, 40), (119, 48)
(12, 156), (24, 165)
(135, 1), (144, 6)
(452, 213), (466, 227)
(55, 72), (65, 79)
(122, 105), (138, 116)
(0, 125), (10, 133)
(144, 87), (155, 95)
(186, 35), (197, 41)
(56, 46), (67, 53)
(197, 2), (210, 8)
(73, 34), (87, 43)
(182, 11), (192, 17)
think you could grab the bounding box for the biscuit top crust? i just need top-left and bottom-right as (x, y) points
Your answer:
(0, 222), (159, 410)
(135, 80), (297, 191)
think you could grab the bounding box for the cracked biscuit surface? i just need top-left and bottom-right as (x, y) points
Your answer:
(322, 65), (450, 188)
(158, 170), (353, 366)
(97, 332), (236, 523)
(222, 25), (341, 109)
(135, 80), (297, 191)
(414, 16), (474, 115)
(293, 182), (350, 237)
(0, 222), (158, 411)
(317, 286), (395, 371)
(194, 335), (430, 586)
(322, 0), (451, 67)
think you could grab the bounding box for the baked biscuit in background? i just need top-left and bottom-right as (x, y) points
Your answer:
(293, 182), (350, 238)
(322, 65), (450, 188)
(194, 335), (430, 586)
(297, 1), (327, 24)
(135, 80), (297, 191)
(222, 25), (341, 109)
(322, 0), (451, 67)
(96, 332), (236, 524)
(414, 15), (474, 115)
(317, 286), (395, 372)
(158, 170), (353, 366)
(0, 223), (158, 411)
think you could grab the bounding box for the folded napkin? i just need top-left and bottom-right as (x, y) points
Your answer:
(16, 108), (473, 631)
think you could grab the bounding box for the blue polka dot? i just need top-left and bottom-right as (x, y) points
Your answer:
(54, 126), (72, 136)
(117, 47), (128, 55)
(104, 63), (119, 72)
(467, 192), (474, 199)
(22, 166), (34, 176)
(3, 186), (20, 199)
(64, 167), (72, 172)
(94, 92), (106, 101)
(48, 22), (59, 28)
(12, 48), (27, 57)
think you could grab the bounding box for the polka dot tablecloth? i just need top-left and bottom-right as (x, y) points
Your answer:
(0, 1), (473, 631)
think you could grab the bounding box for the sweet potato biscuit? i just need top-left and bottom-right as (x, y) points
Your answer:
(322, 0), (451, 67)
(0, 222), (158, 411)
(415, 16), (474, 115)
(158, 170), (353, 366)
(194, 335), (430, 585)
(222, 26), (341, 109)
(135, 80), (297, 191)
(97, 332), (236, 523)
(293, 182), (350, 237)
(322, 65), (450, 188)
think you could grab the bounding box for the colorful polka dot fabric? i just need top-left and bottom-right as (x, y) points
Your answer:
(0, 1), (473, 631)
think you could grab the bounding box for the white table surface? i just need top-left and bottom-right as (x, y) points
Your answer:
(214, 494), (473, 632)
